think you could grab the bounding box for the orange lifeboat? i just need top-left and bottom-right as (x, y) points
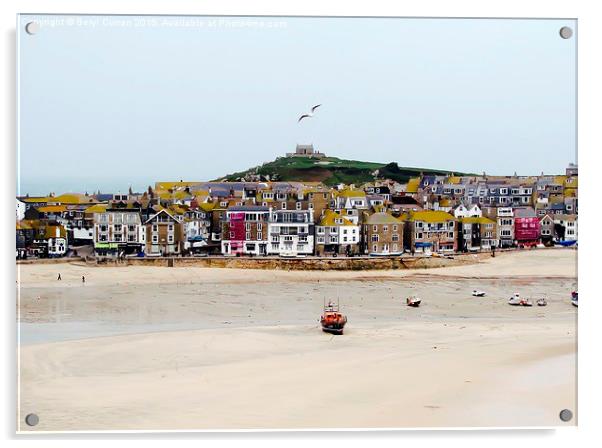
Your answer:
(320, 300), (347, 335)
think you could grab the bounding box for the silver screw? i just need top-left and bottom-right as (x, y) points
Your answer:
(25, 413), (39, 426)
(25, 21), (40, 35)
(559, 27), (573, 39)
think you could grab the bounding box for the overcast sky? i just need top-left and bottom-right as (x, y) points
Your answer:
(18, 15), (576, 196)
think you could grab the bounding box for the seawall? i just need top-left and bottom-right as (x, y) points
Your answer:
(82, 253), (491, 270)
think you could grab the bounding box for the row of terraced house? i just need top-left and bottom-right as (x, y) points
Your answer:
(15, 164), (577, 258)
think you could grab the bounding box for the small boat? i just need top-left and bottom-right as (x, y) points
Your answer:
(406, 296), (422, 307)
(557, 240), (577, 247)
(369, 252), (403, 257)
(320, 300), (347, 335)
(508, 293), (522, 306)
(536, 298), (547, 307)
(508, 293), (532, 306)
(571, 291), (578, 307)
(472, 290), (486, 297)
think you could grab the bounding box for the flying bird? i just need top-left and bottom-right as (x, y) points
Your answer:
(298, 104), (322, 122)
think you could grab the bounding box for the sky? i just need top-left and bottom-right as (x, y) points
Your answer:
(18, 15), (576, 196)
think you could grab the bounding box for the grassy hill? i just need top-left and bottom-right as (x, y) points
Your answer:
(216, 156), (462, 186)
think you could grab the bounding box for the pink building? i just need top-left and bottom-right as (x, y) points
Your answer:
(514, 207), (540, 245)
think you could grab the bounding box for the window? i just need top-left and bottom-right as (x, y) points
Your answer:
(152, 235), (159, 243)
(257, 232), (262, 240)
(373, 244), (378, 252)
(246, 232), (251, 240)
(330, 227), (337, 233)
(152, 224), (158, 232)
(296, 202), (302, 210)
(229, 231), (235, 238)
(371, 234), (379, 242)
(373, 225), (378, 232)
(417, 232), (423, 239)
(317, 227), (324, 234)
(257, 222), (263, 231)
(383, 225), (388, 232)
(114, 224), (122, 232)
(245, 222), (251, 231)
(281, 202), (286, 210)
(168, 224), (174, 232)
(168, 235), (174, 243)
(392, 234), (399, 242)
(393, 225), (398, 231)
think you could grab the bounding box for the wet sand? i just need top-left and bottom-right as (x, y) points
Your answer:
(17, 248), (577, 431)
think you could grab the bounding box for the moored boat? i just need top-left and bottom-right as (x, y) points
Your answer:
(406, 296), (421, 307)
(320, 300), (347, 335)
(472, 290), (486, 297)
(537, 298), (547, 307)
(571, 291), (578, 307)
(508, 293), (532, 306)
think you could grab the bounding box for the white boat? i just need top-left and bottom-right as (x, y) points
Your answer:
(509, 293), (532, 306)
(536, 298), (547, 307)
(472, 290), (486, 297)
(406, 296), (421, 307)
(508, 293), (522, 306)
(571, 291), (578, 307)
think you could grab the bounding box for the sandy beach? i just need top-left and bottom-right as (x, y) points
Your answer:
(17, 249), (577, 431)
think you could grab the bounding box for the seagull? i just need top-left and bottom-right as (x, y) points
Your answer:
(298, 104), (321, 122)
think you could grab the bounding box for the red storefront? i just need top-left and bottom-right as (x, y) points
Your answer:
(514, 207), (540, 246)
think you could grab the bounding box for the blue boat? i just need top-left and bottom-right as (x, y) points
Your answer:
(557, 240), (577, 247)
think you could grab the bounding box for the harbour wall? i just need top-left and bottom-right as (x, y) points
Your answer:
(89, 253), (491, 270)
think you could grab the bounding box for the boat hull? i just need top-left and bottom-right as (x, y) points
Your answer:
(321, 325), (345, 335)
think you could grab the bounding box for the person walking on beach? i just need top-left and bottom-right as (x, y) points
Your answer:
(82, 275), (86, 284)
(57, 273), (61, 281)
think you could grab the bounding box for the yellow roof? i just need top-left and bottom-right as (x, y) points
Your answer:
(447, 176), (462, 184)
(155, 181), (200, 190)
(564, 177), (578, 189)
(337, 189), (366, 198)
(198, 202), (217, 212)
(16, 219), (39, 230)
(37, 205), (67, 213)
(20, 196), (50, 203)
(319, 210), (354, 226)
(85, 204), (108, 214)
(408, 210), (456, 223)
(439, 199), (452, 207)
(44, 225), (67, 239)
(405, 178), (420, 193)
(53, 193), (96, 204)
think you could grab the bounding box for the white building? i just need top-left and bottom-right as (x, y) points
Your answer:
(267, 209), (314, 256)
(46, 225), (68, 257)
(553, 214), (578, 241)
(16, 199), (26, 221)
(93, 207), (145, 257)
(315, 210), (361, 255)
(496, 207), (514, 247)
(453, 203), (482, 219)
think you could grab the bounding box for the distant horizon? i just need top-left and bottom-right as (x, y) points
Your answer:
(17, 154), (576, 197)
